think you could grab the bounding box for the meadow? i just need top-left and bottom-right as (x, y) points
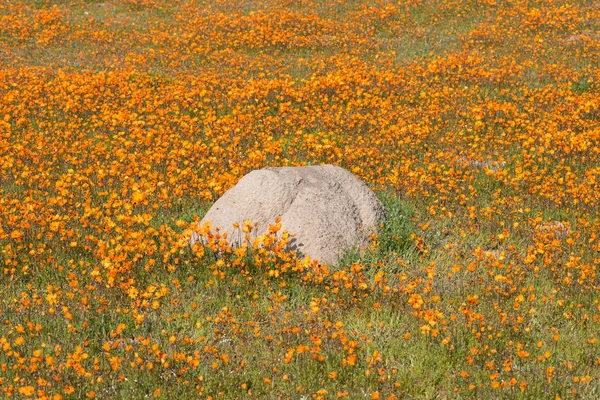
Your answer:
(1, 0), (600, 398)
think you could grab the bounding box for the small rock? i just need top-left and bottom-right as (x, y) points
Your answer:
(457, 157), (506, 173)
(535, 221), (570, 240)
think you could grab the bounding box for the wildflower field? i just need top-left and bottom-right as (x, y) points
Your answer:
(1, 0), (600, 398)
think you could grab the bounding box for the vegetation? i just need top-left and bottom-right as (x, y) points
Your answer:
(1, 0), (599, 398)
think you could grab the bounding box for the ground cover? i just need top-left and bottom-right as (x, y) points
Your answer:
(1, 0), (600, 398)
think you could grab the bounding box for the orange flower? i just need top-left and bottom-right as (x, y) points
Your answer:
(18, 386), (35, 396)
